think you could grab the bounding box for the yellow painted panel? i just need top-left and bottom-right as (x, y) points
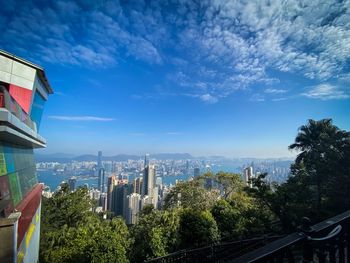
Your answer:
(25, 223), (35, 247)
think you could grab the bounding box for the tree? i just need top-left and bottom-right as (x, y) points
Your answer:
(200, 172), (244, 199)
(130, 210), (180, 262)
(211, 199), (245, 240)
(40, 185), (131, 263)
(211, 190), (272, 239)
(178, 209), (220, 249)
(248, 119), (350, 232)
(41, 218), (130, 263)
(41, 183), (94, 230)
(163, 180), (219, 211)
(289, 119), (350, 219)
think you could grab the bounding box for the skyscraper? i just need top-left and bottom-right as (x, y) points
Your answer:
(97, 151), (103, 169)
(107, 175), (117, 211)
(133, 177), (143, 194)
(0, 50), (53, 262)
(142, 164), (155, 196)
(112, 181), (132, 218)
(243, 166), (254, 187)
(98, 168), (105, 193)
(194, 167), (200, 177)
(126, 193), (141, 224)
(144, 153), (149, 167)
(97, 151), (105, 193)
(68, 177), (77, 191)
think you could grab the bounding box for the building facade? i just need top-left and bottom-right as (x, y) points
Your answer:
(0, 50), (53, 263)
(126, 193), (141, 224)
(243, 166), (254, 187)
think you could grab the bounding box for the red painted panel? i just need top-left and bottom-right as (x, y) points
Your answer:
(16, 184), (42, 247)
(9, 84), (32, 113)
(0, 92), (4, 108)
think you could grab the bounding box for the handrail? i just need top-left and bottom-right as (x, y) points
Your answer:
(145, 235), (284, 263)
(307, 225), (342, 241)
(145, 210), (350, 263)
(232, 210), (350, 263)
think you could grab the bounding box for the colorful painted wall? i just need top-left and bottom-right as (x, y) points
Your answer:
(0, 51), (52, 263)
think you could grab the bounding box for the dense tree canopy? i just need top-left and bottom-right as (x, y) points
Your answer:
(163, 179), (219, 211)
(130, 209), (180, 262)
(249, 119), (350, 232)
(40, 183), (131, 263)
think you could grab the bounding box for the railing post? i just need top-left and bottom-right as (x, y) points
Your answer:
(299, 217), (314, 262)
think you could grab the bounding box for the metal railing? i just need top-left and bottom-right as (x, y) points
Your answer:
(0, 85), (37, 132)
(145, 235), (284, 263)
(232, 210), (350, 263)
(145, 210), (350, 263)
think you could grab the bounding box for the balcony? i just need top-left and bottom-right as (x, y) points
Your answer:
(0, 85), (46, 148)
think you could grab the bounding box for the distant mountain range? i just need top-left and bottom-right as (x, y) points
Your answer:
(34, 152), (294, 163)
(34, 152), (195, 162)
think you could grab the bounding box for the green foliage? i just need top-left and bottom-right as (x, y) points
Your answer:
(163, 180), (219, 211)
(288, 119), (350, 221)
(41, 183), (94, 230)
(201, 172), (244, 199)
(130, 210), (180, 262)
(178, 209), (220, 248)
(211, 199), (244, 239)
(140, 204), (154, 216)
(249, 119), (350, 232)
(40, 184), (131, 263)
(212, 191), (273, 240)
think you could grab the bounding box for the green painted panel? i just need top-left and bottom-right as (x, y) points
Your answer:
(4, 145), (15, 173)
(8, 172), (22, 206)
(0, 150), (7, 176)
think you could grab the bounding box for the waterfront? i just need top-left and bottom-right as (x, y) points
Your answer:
(37, 163), (240, 191)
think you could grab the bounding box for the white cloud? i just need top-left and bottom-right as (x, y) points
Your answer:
(199, 94), (218, 104)
(249, 94), (265, 102)
(302, 84), (350, 100)
(265, 88), (288, 94)
(49, 115), (115, 121)
(2, 0), (350, 102)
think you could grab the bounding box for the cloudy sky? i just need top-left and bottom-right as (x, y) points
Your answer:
(1, 0), (349, 157)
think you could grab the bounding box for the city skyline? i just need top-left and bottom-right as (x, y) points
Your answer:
(1, 0), (349, 157)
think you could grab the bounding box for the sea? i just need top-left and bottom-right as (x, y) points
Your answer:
(37, 170), (98, 191)
(37, 163), (240, 191)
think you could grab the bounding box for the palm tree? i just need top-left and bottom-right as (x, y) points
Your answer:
(288, 119), (350, 217)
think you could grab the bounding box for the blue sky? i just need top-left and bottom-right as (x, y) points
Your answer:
(1, 0), (350, 157)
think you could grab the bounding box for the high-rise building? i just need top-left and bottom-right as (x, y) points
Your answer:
(142, 164), (155, 196)
(0, 50), (53, 262)
(107, 175), (117, 211)
(98, 168), (105, 193)
(97, 151), (103, 169)
(126, 193), (141, 224)
(97, 151), (105, 193)
(194, 167), (200, 177)
(68, 177), (77, 191)
(99, 192), (107, 210)
(112, 182), (132, 218)
(243, 166), (254, 187)
(133, 177), (143, 194)
(144, 153), (149, 167)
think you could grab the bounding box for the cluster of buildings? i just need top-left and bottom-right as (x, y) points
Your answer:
(98, 154), (168, 224)
(39, 156), (291, 226)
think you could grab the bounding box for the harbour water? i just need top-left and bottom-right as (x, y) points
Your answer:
(37, 163), (239, 191)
